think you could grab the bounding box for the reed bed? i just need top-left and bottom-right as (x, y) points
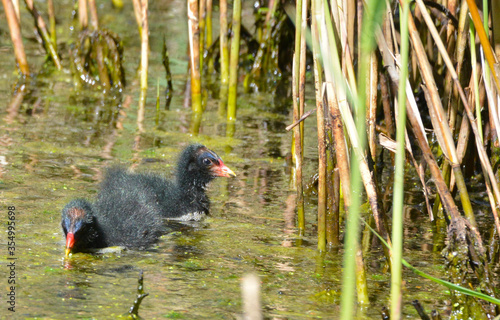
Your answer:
(301, 0), (500, 318)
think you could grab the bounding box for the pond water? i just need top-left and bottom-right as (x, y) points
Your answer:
(0, 1), (462, 319)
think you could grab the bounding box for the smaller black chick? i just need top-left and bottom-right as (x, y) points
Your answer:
(61, 144), (235, 257)
(61, 198), (164, 257)
(61, 199), (104, 256)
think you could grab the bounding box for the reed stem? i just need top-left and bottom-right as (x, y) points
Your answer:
(299, 0), (307, 147)
(219, 0), (229, 112)
(87, 0), (98, 29)
(2, 0), (29, 76)
(227, 0), (242, 122)
(48, 0), (56, 47)
(78, 0), (87, 29)
(137, 0), (149, 132)
(312, 0), (327, 251)
(24, 0), (61, 70)
(206, 0), (213, 47)
(469, 23), (483, 142)
(12, 0), (19, 20)
(391, 1), (409, 318)
(187, 0), (202, 114)
(292, 0), (305, 235)
(199, 0), (206, 71)
(132, 0), (142, 35)
(206, 0), (214, 76)
(467, 0), (500, 91)
(316, 98), (327, 252)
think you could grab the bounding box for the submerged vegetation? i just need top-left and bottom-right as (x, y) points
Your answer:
(2, 0), (500, 318)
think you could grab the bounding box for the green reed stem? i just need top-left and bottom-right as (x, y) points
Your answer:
(48, 0), (56, 47)
(24, 0), (61, 70)
(391, 1), (409, 319)
(219, 0), (229, 112)
(227, 0), (241, 122)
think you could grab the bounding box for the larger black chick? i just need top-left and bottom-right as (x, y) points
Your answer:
(61, 144), (235, 257)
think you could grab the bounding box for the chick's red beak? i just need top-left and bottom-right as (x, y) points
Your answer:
(65, 232), (75, 257)
(213, 161), (236, 177)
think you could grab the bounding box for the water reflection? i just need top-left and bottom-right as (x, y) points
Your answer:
(5, 83), (26, 124)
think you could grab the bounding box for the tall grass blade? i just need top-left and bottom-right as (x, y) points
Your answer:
(391, 1), (410, 318)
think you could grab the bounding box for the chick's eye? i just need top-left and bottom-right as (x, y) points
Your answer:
(202, 158), (212, 166)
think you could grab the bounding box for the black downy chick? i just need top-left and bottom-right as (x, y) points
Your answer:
(61, 144), (235, 257)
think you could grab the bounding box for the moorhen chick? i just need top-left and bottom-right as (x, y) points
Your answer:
(61, 144), (235, 257)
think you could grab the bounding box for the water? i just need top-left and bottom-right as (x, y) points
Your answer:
(0, 1), (460, 319)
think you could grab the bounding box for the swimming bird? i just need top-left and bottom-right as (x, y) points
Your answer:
(61, 144), (235, 257)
